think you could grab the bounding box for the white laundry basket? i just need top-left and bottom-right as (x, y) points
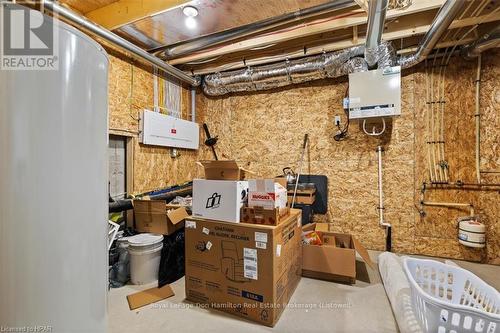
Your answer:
(128, 234), (164, 285)
(403, 257), (499, 333)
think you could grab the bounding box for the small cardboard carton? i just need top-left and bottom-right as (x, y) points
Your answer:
(240, 206), (290, 226)
(192, 179), (249, 223)
(288, 188), (316, 205)
(184, 210), (302, 327)
(248, 179), (287, 209)
(301, 223), (375, 284)
(133, 200), (189, 235)
(199, 160), (246, 180)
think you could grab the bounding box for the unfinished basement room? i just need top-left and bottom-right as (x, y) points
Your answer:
(1, 0), (499, 332)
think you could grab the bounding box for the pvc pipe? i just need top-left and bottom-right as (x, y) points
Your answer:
(191, 87), (196, 122)
(421, 201), (475, 216)
(42, 0), (200, 86)
(425, 62), (436, 182)
(475, 54), (482, 184)
(377, 146), (391, 227)
(439, 49), (449, 182)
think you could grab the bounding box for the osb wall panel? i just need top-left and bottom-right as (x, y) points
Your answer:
(108, 55), (202, 194)
(197, 49), (499, 264)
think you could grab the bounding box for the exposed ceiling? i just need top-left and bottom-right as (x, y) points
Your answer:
(116, 0), (335, 48)
(61, 0), (118, 14)
(60, 0), (500, 76)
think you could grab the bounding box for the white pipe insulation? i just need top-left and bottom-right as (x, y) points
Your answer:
(377, 146), (391, 228)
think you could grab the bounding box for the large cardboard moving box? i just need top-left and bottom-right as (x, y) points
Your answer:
(133, 200), (189, 235)
(185, 210), (302, 327)
(301, 223), (375, 284)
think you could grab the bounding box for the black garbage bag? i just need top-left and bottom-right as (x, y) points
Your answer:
(158, 228), (185, 288)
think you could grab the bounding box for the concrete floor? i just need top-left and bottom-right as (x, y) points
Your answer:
(109, 251), (500, 333)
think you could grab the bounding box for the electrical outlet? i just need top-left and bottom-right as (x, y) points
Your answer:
(334, 116), (341, 127)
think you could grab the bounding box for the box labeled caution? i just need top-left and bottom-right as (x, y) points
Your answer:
(184, 210), (302, 326)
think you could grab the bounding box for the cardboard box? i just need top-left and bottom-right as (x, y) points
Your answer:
(184, 210), (302, 327)
(199, 160), (246, 180)
(288, 188), (316, 205)
(241, 206), (290, 226)
(301, 223), (374, 284)
(248, 179), (287, 209)
(192, 179), (249, 223)
(133, 200), (189, 235)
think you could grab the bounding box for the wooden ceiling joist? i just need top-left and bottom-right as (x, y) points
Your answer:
(168, 0), (445, 65)
(353, 0), (369, 12)
(85, 0), (190, 30)
(184, 11), (497, 75)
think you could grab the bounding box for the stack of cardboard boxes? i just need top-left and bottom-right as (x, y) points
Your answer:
(132, 160), (375, 325)
(188, 161), (301, 326)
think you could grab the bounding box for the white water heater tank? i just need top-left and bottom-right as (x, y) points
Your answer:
(0, 4), (108, 333)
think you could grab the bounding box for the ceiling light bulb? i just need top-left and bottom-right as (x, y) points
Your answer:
(185, 16), (197, 29)
(183, 6), (198, 17)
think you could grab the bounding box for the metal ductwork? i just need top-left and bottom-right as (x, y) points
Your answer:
(397, 0), (465, 68)
(461, 25), (500, 59)
(203, 45), (367, 96)
(202, 0), (466, 96)
(364, 0), (389, 67)
(41, 0), (200, 86)
(157, 0), (356, 59)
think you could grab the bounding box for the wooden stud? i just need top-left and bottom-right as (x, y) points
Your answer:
(85, 0), (191, 30)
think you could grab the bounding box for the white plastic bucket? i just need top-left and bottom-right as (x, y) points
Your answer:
(128, 234), (164, 285)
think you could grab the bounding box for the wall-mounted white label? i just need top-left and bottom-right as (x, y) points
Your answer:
(206, 241), (212, 250)
(185, 220), (197, 229)
(243, 248), (258, 280)
(256, 241), (267, 249)
(202, 227), (210, 235)
(276, 244), (282, 257)
(255, 232), (268, 243)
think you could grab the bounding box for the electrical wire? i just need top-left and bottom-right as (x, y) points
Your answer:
(334, 84), (350, 141)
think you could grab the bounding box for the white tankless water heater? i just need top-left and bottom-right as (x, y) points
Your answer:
(0, 4), (108, 333)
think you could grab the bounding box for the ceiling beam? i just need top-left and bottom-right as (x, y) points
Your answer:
(396, 37), (476, 54)
(353, 0), (369, 12)
(169, 0), (445, 65)
(85, 0), (190, 30)
(185, 11), (496, 75)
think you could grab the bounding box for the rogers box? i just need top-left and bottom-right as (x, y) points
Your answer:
(184, 210), (302, 326)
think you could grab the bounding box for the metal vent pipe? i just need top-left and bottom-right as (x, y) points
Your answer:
(157, 0), (356, 59)
(203, 0), (464, 96)
(41, 0), (200, 86)
(461, 25), (500, 59)
(365, 0), (389, 67)
(397, 0), (465, 68)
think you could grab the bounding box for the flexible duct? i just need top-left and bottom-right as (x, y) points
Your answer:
(365, 0), (389, 67)
(397, 0), (465, 68)
(203, 0), (462, 95)
(203, 45), (368, 95)
(461, 25), (500, 59)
